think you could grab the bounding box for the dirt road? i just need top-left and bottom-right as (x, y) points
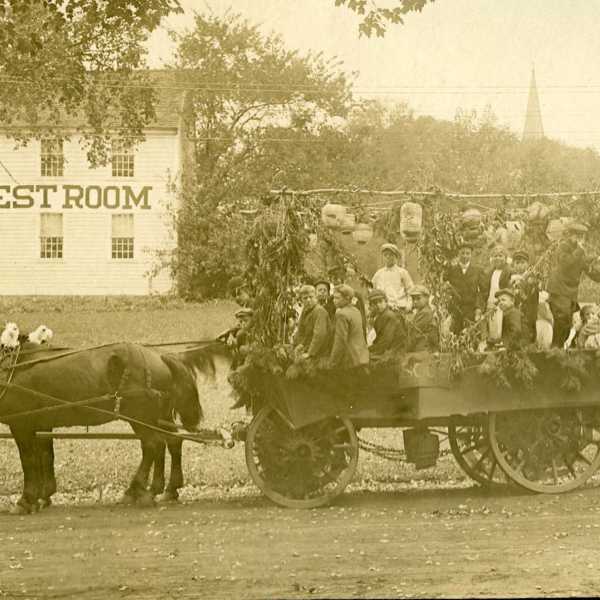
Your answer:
(2, 484), (600, 600)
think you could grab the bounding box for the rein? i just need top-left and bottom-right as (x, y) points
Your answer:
(1, 339), (219, 372)
(0, 345), (20, 403)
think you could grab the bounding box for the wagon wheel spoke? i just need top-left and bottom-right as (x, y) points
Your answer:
(448, 418), (508, 487)
(245, 406), (359, 508)
(488, 408), (600, 494)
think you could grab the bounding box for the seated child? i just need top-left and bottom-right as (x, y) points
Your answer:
(576, 304), (600, 349)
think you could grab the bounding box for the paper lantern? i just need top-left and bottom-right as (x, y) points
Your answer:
(352, 223), (373, 244)
(321, 203), (346, 228)
(340, 213), (356, 234)
(546, 217), (572, 242)
(400, 202), (422, 239)
(462, 207), (482, 225)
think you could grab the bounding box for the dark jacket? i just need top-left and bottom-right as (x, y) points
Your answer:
(353, 294), (368, 339)
(293, 303), (331, 358)
(547, 239), (600, 300)
(407, 305), (439, 352)
(370, 308), (406, 355)
(319, 297), (337, 321)
(511, 274), (538, 341)
(445, 262), (486, 319)
(329, 304), (369, 369)
(482, 267), (512, 306)
(501, 306), (523, 348)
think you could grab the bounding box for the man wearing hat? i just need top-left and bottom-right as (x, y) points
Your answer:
(444, 242), (486, 333)
(328, 264), (367, 337)
(547, 222), (600, 346)
(494, 288), (523, 349)
(406, 285), (439, 352)
(293, 285), (331, 361)
(510, 249), (539, 342)
(371, 243), (414, 312)
(329, 284), (369, 370)
(368, 288), (407, 357)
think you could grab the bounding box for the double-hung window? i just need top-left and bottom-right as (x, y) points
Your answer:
(40, 213), (63, 259)
(40, 138), (64, 177)
(111, 139), (134, 177)
(111, 214), (134, 259)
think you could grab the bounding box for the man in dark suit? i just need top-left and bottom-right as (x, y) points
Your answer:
(444, 243), (486, 333)
(406, 285), (439, 352)
(367, 288), (407, 357)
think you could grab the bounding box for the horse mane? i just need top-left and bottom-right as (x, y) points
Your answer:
(173, 341), (232, 377)
(160, 353), (204, 428)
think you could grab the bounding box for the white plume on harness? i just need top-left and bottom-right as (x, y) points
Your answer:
(0, 322), (20, 349)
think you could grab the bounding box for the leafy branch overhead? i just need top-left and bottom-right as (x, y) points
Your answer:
(334, 0), (435, 37)
(0, 0), (182, 164)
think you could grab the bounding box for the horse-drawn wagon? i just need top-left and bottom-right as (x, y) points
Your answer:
(240, 349), (600, 508)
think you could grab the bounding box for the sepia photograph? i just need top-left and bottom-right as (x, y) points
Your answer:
(3, 1), (600, 598)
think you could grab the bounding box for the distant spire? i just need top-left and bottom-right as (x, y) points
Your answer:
(522, 67), (544, 141)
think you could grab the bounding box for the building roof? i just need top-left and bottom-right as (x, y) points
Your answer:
(1, 69), (187, 132)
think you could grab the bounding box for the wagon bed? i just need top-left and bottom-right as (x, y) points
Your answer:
(243, 349), (600, 507)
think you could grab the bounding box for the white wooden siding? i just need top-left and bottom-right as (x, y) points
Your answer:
(0, 131), (180, 294)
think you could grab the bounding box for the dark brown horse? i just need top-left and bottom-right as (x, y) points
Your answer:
(0, 341), (230, 514)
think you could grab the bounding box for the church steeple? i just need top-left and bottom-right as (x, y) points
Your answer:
(522, 67), (544, 141)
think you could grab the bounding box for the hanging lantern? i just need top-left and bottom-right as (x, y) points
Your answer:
(340, 213), (356, 234)
(352, 223), (373, 244)
(400, 201), (423, 240)
(546, 217), (572, 242)
(462, 207), (482, 225)
(321, 203), (346, 228)
(527, 201), (549, 222)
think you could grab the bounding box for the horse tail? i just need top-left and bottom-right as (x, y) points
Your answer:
(161, 353), (203, 431)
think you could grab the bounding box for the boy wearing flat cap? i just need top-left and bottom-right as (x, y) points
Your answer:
(406, 285), (439, 352)
(495, 288), (523, 349)
(329, 284), (369, 369)
(368, 289), (407, 357)
(547, 222), (600, 346)
(328, 264), (367, 337)
(371, 243), (414, 312)
(314, 279), (336, 321)
(293, 285), (331, 360)
(510, 249), (538, 342)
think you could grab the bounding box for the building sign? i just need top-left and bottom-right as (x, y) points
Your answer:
(0, 184), (152, 210)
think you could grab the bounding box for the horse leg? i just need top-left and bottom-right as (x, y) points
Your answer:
(149, 439), (166, 498)
(158, 438), (184, 503)
(37, 434), (57, 509)
(9, 428), (42, 515)
(121, 427), (162, 507)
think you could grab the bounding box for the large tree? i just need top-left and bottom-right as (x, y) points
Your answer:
(0, 0), (181, 164)
(169, 12), (354, 298)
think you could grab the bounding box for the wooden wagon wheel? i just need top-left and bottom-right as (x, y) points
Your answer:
(245, 405), (359, 508)
(488, 407), (600, 494)
(448, 417), (509, 487)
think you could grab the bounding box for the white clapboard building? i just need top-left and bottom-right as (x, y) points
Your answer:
(0, 73), (191, 295)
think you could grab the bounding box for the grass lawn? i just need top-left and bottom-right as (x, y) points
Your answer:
(0, 299), (470, 508)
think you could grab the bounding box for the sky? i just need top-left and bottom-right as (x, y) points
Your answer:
(146, 0), (600, 151)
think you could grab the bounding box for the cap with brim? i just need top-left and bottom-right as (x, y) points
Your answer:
(368, 289), (387, 302)
(381, 243), (400, 257)
(314, 279), (330, 290)
(495, 288), (515, 300)
(235, 308), (254, 318)
(568, 222), (589, 233)
(512, 250), (530, 261)
(408, 284), (430, 297)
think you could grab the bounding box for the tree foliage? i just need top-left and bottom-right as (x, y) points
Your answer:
(170, 12), (354, 299)
(0, 0), (181, 164)
(334, 0), (435, 37)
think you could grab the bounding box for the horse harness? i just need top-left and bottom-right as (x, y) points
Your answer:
(0, 345), (20, 403)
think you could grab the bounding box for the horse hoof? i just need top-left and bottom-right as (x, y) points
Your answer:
(156, 492), (179, 504)
(136, 492), (156, 508)
(9, 503), (31, 516)
(117, 493), (137, 506)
